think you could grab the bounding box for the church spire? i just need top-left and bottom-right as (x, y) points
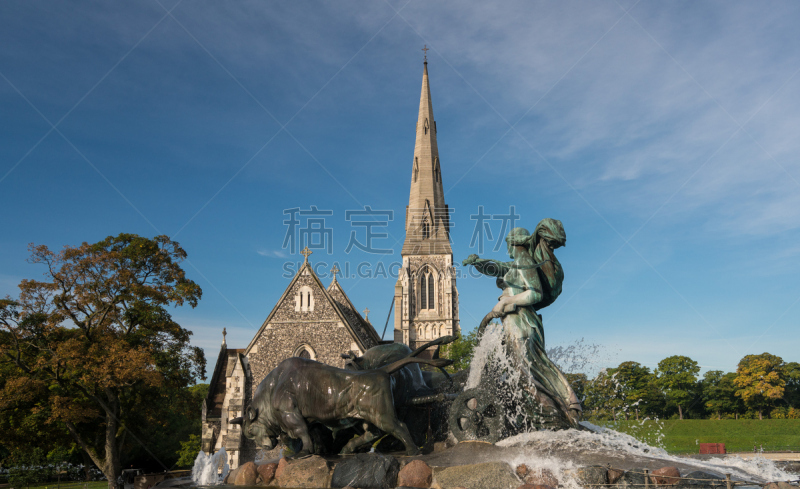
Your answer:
(401, 59), (451, 255)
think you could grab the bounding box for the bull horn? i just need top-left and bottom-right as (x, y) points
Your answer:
(229, 417), (244, 425)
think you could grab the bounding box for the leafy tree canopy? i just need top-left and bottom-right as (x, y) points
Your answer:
(0, 234), (204, 489)
(655, 355), (699, 420)
(734, 353), (785, 420)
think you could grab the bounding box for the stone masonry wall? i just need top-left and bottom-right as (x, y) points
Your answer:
(246, 272), (356, 387)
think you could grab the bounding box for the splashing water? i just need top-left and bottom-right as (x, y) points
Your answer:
(463, 325), (794, 484)
(497, 423), (794, 485)
(191, 448), (229, 486)
(466, 323), (572, 432)
(546, 337), (608, 378)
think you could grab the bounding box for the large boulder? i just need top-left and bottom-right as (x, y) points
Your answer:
(274, 458), (289, 480)
(274, 455), (331, 488)
(679, 471), (725, 488)
(398, 460), (433, 488)
(607, 468), (625, 485)
(651, 467), (681, 486)
(614, 470), (647, 488)
(433, 461), (520, 489)
(256, 462), (277, 486)
(566, 466), (608, 486)
(515, 465), (558, 487)
(224, 466), (239, 485)
(331, 453), (400, 489)
(764, 483), (794, 489)
(234, 462), (258, 486)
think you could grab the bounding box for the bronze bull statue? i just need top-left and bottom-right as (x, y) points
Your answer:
(231, 355), (452, 457)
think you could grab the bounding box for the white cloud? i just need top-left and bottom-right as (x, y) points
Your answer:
(256, 248), (287, 258)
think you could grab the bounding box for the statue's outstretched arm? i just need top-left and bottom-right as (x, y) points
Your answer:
(462, 254), (510, 277)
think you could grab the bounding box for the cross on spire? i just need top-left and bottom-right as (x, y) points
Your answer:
(330, 264), (340, 281)
(422, 44), (429, 61)
(300, 246), (312, 263)
(363, 307), (370, 320)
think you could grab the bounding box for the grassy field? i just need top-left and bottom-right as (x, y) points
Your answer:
(595, 419), (800, 454)
(3, 482), (109, 489)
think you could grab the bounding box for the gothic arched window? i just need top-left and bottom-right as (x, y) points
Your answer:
(294, 344), (316, 360)
(421, 218), (429, 240)
(420, 273), (427, 310)
(419, 267), (435, 311)
(428, 274), (434, 309)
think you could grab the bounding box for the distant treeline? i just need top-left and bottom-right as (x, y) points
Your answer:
(567, 353), (800, 421)
(440, 334), (799, 421)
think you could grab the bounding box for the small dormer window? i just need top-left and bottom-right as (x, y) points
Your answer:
(295, 285), (314, 312)
(414, 158), (419, 183)
(434, 157), (440, 182)
(424, 118), (429, 135)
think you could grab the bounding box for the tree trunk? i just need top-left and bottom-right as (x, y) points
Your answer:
(678, 404), (683, 420)
(758, 410), (763, 420)
(104, 400), (122, 489)
(80, 450), (94, 481)
(635, 407), (640, 421)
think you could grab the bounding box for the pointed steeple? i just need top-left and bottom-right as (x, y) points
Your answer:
(401, 60), (451, 255)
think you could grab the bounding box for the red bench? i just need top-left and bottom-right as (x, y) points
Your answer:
(699, 443), (726, 454)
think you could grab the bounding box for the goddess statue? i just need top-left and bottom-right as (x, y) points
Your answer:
(462, 218), (582, 431)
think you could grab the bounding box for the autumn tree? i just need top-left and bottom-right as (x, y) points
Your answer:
(655, 355), (699, 420)
(0, 234), (204, 489)
(734, 353), (785, 420)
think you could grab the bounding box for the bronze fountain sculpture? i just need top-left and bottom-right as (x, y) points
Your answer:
(233, 219), (582, 454)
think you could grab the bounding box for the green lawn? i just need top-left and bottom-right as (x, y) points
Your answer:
(595, 419), (800, 454)
(6, 482), (109, 489)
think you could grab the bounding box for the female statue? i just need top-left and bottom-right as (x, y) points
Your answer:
(462, 218), (582, 429)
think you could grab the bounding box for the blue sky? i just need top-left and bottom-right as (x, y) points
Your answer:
(2, 1), (799, 379)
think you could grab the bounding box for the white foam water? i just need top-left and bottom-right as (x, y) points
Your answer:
(465, 325), (794, 484)
(497, 423), (794, 485)
(191, 448), (229, 486)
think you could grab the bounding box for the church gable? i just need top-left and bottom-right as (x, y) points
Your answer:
(327, 280), (381, 349)
(270, 269), (340, 324)
(244, 261), (374, 385)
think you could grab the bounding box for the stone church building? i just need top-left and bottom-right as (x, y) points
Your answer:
(201, 58), (459, 467)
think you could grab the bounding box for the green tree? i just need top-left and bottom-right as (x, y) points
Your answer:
(783, 362), (800, 409)
(610, 361), (653, 421)
(734, 353), (785, 420)
(175, 434), (202, 468)
(0, 234), (205, 489)
(701, 370), (742, 419)
(655, 355), (699, 420)
(584, 369), (624, 421)
(7, 447), (51, 489)
(439, 329), (478, 372)
(565, 373), (588, 405)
